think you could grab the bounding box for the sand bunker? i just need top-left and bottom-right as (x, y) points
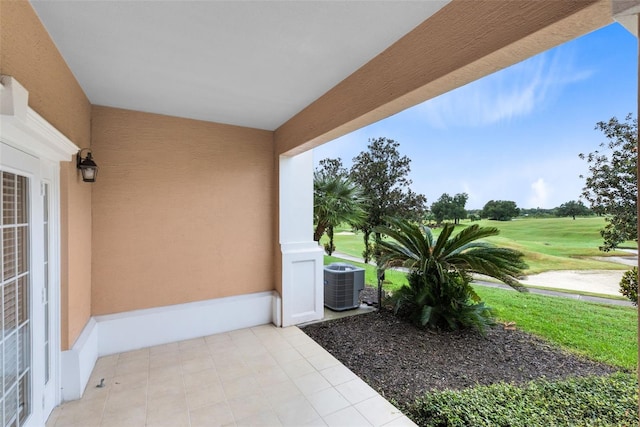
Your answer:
(521, 270), (626, 297)
(522, 251), (637, 297)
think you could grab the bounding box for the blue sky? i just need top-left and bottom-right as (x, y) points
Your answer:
(313, 23), (637, 210)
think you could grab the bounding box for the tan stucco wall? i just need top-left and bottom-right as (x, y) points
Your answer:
(273, 157), (282, 298)
(90, 107), (275, 315)
(0, 0), (93, 350)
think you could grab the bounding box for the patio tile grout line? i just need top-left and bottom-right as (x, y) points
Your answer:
(53, 325), (412, 427)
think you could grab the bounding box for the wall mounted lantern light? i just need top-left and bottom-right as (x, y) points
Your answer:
(76, 148), (99, 183)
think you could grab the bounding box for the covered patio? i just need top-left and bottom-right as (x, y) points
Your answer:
(1, 1), (638, 426)
(46, 324), (412, 427)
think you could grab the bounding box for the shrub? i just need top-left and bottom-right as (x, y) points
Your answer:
(619, 267), (638, 305)
(376, 218), (526, 334)
(394, 271), (495, 333)
(409, 373), (638, 427)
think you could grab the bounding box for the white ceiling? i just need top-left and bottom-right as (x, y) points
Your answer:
(30, 1), (449, 131)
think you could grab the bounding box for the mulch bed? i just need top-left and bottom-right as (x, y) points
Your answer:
(301, 288), (620, 407)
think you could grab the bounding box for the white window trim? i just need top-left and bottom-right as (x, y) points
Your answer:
(1, 75), (79, 421)
(0, 76), (79, 162)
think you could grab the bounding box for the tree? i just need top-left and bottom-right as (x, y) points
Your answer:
(376, 218), (527, 333)
(579, 114), (637, 251)
(451, 193), (469, 224)
(430, 193), (452, 224)
(313, 169), (367, 255)
(481, 200), (520, 221)
(350, 137), (427, 262)
(619, 267), (638, 306)
(317, 157), (348, 179)
(431, 192), (469, 224)
(555, 200), (591, 220)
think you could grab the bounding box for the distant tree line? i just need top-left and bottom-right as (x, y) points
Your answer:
(429, 197), (592, 223)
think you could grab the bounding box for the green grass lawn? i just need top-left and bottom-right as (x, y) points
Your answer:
(324, 217), (635, 274)
(475, 217), (633, 273)
(474, 286), (638, 371)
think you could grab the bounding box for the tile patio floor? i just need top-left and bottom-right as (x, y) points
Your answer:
(46, 324), (416, 426)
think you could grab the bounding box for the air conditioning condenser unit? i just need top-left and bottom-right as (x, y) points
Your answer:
(324, 263), (365, 311)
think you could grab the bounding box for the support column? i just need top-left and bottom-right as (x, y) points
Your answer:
(279, 151), (324, 327)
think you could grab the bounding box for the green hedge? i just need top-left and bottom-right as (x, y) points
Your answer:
(408, 373), (638, 427)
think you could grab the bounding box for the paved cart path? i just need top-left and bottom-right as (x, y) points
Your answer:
(331, 250), (636, 307)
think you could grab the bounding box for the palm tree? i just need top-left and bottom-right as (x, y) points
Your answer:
(313, 172), (367, 255)
(376, 218), (527, 333)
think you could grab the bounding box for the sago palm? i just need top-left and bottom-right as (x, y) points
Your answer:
(376, 218), (527, 333)
(313, 172), (367, 253)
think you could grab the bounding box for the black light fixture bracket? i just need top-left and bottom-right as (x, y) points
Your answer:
(76, 148), (99, 183)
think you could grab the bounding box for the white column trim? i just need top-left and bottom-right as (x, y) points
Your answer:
(279, 152), (324, 326)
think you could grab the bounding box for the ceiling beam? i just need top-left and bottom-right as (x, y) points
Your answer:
(275, 0), (611, 156)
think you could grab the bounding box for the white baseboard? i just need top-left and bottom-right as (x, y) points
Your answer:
(60, 317), (98, 401)
(60, 291), (278, 401)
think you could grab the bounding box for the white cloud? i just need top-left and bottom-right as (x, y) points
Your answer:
(528, 178), (551, 208)
(416, 46), (593, 129)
